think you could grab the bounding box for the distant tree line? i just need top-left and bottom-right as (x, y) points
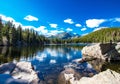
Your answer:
(0, 17), (49, 46)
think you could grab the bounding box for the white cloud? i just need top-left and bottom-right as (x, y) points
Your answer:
(115, 18), (120, 22)
(64, 18), (74, 24)
(49, 23), (58, 28)
(81, 33), (88, 36)
(35, 26), (48, 34)
(75, 24), (82, 27)
(0, 14), (23, 28)
(66, 28), (73, 32)
(81, 28), (87, 31)
(22, 26), (35, 30)
(47, 30), (64, 36)
(0, 14), (49, 35)
(0, 14), (15, 22)
(24, 15), (38, 21)
(86, 19), (106, 28)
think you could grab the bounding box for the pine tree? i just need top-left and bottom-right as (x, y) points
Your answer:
(11, 25), (17, 45)
(17, 25), (23, 45)
(0, 17), (3, 42)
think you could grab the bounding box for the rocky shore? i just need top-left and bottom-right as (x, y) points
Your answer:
(58, 43), (120, 84)
(0, 62), (39, 84)
(0, 43), (120, 84)
(59, 68), (120, 84)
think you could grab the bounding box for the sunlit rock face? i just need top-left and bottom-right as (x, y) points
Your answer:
(78, 69), (120, 84)
(0, 62), (39, 84)
(59, 69), (120, 84)
(82, 43), (120, 60)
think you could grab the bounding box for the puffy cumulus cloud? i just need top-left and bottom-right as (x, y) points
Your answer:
(0, 14), (15, 22)
(86, 19), (106, 28)
(64, 18), (74, 24)
(47, 30), (64, 36)
(0, 14), (49, 35)
(35, 26), (48, 34)
(24, 15), (38, 21)
(75, 23), (82, 27)
(66, 28), (73, 32)
(49, 23), (58, 28)
(0, 14), (23, 28)
(81, 28), (87, 31)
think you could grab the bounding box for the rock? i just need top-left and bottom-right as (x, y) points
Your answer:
(11, 62), (39, 84)
(0, 62), (39, 84)
(78, 69), (120, 84)
(82, 43), (120, 60)
(58, 68), (81, 84)
(73, 57), (97, 63)
(87, 58), (105, 72)
(0, 62), (16, 74)
(60, 69), (120, 84)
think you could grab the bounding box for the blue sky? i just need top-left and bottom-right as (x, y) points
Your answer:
(0, 0), (120, 36)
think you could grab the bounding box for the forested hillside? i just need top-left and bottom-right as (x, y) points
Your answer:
(70, 28), (120, 43)
(0, 18), (49, 46)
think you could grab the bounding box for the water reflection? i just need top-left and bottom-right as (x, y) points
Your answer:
(0, 45), (119, 84)
(0, 45), (85, 83)
(0, 46), (44, 64)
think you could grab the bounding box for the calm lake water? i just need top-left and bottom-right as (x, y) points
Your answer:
(0, 45), (120, 84)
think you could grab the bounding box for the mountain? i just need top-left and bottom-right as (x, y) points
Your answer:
(71, 28), (120, 43)
(48, 32), (80, 39)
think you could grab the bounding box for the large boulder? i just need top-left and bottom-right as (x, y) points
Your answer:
(59, 69), (120, 84)
(78, 69), (120, 84)
(0, 62), (39, 84)
(82, 43), (120, 60)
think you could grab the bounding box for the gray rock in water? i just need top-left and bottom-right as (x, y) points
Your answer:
(0, 62), (39, 84)
(11, 62), (39, 84)
(58, 68), (81, 84)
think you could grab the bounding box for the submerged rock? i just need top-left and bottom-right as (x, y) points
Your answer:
(58, 68), (81, 84)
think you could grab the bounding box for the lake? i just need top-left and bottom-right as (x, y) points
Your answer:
(0, 45), (120, 84)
